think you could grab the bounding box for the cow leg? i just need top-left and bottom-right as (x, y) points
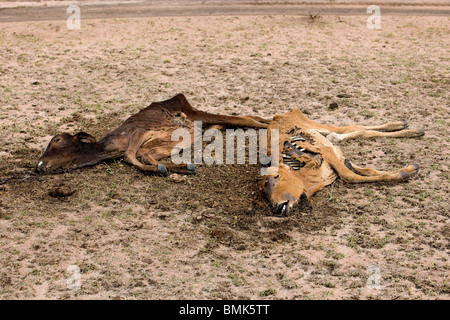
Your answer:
(139, 152), (195, 175)
(193, 111), (269, 128)
(290, 109), (409, 134)
(322, 146), (412, 183)
(305, 175), (337, 198)
(326, 128), (424, 143)
(123, 129), (168, 174)
(312, 121), (411, 135)
(325, 121), (410, 134)
(246, 115), (272, 124)
(344, 159), (420, 177)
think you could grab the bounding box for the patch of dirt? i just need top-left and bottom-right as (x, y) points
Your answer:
(0, 11), (449, 300)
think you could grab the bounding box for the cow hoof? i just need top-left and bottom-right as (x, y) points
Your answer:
(158, 164), (168, 175)
(402, 121), (408, 128)
(344, 158), (353, 171)
(418, 128), (425, 136)
(412, 163), (420, 170)
(399, 171), (409, 180)
(186, 163), (196, 174)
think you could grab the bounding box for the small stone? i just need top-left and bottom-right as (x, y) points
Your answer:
(328, 102), (339, 110)
(168, 173), (187, 183)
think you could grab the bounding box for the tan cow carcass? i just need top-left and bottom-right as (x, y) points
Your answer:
(261, 108), (424, 215)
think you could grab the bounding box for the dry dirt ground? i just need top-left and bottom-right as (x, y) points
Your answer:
(0, 7), (449, 300)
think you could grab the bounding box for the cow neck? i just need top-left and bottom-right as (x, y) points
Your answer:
(78, 136), (123, 164)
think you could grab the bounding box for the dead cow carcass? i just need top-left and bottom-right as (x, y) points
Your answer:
(262, 108), (424, 216)
(37, 94), (268, 174)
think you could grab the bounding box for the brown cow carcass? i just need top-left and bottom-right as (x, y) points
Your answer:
(37, 94), (268, 175)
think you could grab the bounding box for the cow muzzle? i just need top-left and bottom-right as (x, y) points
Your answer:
(36, 160), (49, 173)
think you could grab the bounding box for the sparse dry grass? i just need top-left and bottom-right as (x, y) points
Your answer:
(0, 14), (449, 299)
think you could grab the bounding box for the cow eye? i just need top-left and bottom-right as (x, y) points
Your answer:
(54, 138), (60, 143)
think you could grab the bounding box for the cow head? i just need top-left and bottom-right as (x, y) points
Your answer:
(36, 132), (96, 173)
(262, 165), (312, 216)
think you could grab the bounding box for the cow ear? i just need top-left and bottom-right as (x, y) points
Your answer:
(74, 132), (96, 143)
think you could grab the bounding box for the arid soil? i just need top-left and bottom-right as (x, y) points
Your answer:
(0, 6), (449, 299)
(1, 0), (450, 23)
